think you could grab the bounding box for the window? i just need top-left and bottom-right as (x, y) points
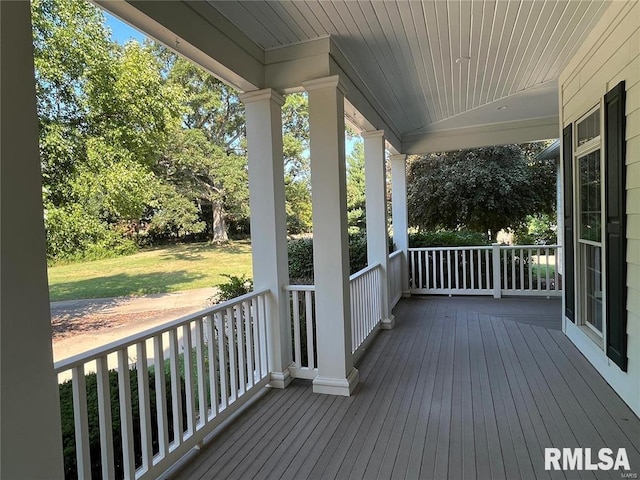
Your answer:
(575, 107), (604, 339)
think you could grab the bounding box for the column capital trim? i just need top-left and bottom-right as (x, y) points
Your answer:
(239, 88), (284, 106)
(389, 153), (407, 162)
(302, 75), (347, 95)
(361, 130), (385, 140)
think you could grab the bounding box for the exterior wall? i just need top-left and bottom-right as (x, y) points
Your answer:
(559, 0), (640, 416)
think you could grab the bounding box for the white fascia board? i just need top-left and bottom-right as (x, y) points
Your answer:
(95, 0), (264, 91)
(402, 116), (559, 154)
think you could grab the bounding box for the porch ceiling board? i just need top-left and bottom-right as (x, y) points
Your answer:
(172, 297), (640, 480)
(207, 0), (610, 142)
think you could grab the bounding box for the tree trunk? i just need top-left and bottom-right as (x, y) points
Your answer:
(211, 199), (229, 242)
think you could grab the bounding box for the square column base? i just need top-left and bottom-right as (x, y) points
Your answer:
(381, 314), (396, 330)
(312, 367), (359, 396)
(402, 290), (412, 298)
(268, 365), (293, 389)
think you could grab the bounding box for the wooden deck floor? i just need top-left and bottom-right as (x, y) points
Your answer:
(172, 297), (640, 480)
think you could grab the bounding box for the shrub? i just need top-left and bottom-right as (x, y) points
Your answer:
(287, 232), (394, 282)
(408, 230), (489, 248)
(59, 367), (185, 480)
(287, 237), (315, 282)
(348, 233), (368, 274)
(210, 274), (253, 304)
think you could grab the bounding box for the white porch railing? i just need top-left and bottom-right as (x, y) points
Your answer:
(284, 285), (317, 379)
(499, 245), (561, 296)
(285, 262), (386, 375)
(409, 244), (562, 297)
(54, 289), (270, 480)
(350, 263), (382, 363)
(388, 250), (403, 308)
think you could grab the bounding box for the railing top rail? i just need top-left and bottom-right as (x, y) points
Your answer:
(409, 244), (561, 252)
(54, 288), (270, 373)
(408, 246), (493, 252)
(349, 262), (381, 282)
(498, 244), (560, 250)
(389, 250), (403, 259)
(283, 284), (316, 291)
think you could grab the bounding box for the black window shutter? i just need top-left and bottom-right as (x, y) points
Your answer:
(605, 81), (627, 371)
(563, 124), (575, 322)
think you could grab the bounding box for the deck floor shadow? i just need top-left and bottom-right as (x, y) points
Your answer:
(172, 296), (640, 480)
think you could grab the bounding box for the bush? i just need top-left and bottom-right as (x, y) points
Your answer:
(59, 366), (186, 480)
(210, 274), (253, 304)
(348, 233), (368, 274)
(287, 237), (315, 282)
(408, 230), (489, 248)
(287, 232), (394, 282)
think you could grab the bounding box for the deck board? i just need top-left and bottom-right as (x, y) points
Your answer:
(172, 297), (640, 480)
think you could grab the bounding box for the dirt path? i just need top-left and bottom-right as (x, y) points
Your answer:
(51, 287), (217, 362)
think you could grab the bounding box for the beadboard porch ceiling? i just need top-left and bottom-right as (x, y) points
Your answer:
(206, 0), (609, 140)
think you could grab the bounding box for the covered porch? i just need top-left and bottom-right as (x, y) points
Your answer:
(173, 296), (640, 480)
(2, 0), (639, 478)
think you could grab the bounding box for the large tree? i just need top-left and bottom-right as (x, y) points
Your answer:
(33, 0), (314, 258)
(33, 0), (188, 258)
(346, 140), (366, 233)
(407, 143), (555, 236)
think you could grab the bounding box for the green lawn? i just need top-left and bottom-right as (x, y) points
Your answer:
(48, 241), (253, 302)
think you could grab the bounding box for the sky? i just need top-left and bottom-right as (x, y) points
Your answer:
(104, 12), (146, 44)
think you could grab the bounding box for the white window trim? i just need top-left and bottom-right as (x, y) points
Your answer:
(573, 103), (606, 349)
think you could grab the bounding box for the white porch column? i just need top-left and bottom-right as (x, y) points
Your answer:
(303, 76), (358, 396)
(1, 2), (65, 477)
(390, 154), (411, 296)
(363, 131), (395, 329)
(240, 89), (292, 388)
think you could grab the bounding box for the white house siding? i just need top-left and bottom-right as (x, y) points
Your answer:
(560, 0), (640, 416)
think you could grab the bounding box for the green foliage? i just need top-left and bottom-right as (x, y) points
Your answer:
(409, 230), (490, 248)
(145, 183), (206, 241)
(33, 0), (314, 259)
(59, 367), (186, 479)
(347, 140), (366, 234)
(211, 274), (254, 304)
(287, 233), (378, 281)
(45, 204), (137, 262)
(73, 138), (156, 221)
(282, 93), (312, 235)
(348, 232), (368, 273)
(287, 238), (315, 282)
(513, 213), (558, 245)
(285, 177), (313, 234)
(155, 128), (248, 242)
(407, 143), (556, 237)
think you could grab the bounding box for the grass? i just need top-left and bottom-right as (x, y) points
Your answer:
(48, 241), (253, 302)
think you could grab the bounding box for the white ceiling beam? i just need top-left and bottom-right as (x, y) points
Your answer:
(94, 0), (264, 91)
(402, 116), (559, 154)
(328, 49), (402, 152)
(264, 39), (333, 94)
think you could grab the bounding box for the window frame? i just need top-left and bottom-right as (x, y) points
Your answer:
(573, 104), (606, 346)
